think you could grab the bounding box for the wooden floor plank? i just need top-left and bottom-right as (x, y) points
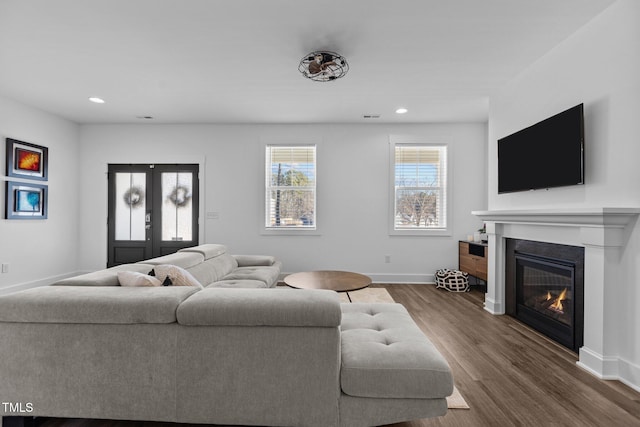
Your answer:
(30, 284), (640, 427)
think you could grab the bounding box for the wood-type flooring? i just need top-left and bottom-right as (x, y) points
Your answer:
(22, 284), (640, 427)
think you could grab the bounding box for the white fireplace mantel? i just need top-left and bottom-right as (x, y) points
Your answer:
(472, 207), (640, 384)
(472, 207), (640, 229)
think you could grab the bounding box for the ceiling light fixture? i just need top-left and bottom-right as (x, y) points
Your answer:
(89, 97), (105, 104)
(299, 51), (349, 82)
(395, 108), (408, 114)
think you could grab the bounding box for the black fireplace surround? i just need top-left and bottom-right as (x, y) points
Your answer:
(505, 239), (584, 353)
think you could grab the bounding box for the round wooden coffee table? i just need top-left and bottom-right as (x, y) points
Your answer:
(284, 270), (372, 301)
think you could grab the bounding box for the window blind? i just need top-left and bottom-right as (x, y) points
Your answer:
(394, 144), (447, 230)
(265, 145), (316, 229)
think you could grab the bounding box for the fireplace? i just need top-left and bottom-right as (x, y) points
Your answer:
(472, 208), (640, 383)
(505, 239), (584, 353)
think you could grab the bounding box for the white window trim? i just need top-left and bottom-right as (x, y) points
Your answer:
(261, 139), (321, 236)
(388, 138), (452, 237)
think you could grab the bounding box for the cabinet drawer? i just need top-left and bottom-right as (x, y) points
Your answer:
(459, 255), (475, 273)
(458, 240), (488, 281)
(475, 262), (488, 281)
(459, 242), (469, 253)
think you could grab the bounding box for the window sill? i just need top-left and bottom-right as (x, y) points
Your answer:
(389, 228), (452, 237)
(261, 228), (321, 236)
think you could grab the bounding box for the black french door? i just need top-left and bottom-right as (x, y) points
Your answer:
(107, 164), (199, 267)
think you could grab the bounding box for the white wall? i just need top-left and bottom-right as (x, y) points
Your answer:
(78, 123), (487, 282)
(0, 95), (80, 294)
(489, 0), (640, 210)
(488, 0), (640, 390)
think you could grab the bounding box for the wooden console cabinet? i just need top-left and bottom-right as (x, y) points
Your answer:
(458, 240), (488, 282)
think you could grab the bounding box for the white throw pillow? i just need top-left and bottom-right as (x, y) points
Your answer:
(153, 264), (203, 288)
(117, 271), (162, 287)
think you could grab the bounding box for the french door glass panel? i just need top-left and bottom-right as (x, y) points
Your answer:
(115, 172), (147, 241)
(161, 172), (193, 241)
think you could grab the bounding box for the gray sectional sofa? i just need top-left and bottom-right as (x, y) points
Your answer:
(53, 243), (283, 289)
(0, 244), (454, 427)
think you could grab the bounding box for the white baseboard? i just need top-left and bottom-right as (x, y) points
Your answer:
(578, 346), (640, 392)
(278, 272), (435, 284)
(617, 358), (640, 393)
(483, 296), (504, 315)
(370, 273), (435, 284)
(578, 346), (619, 379)
(0, 271), (85, 296)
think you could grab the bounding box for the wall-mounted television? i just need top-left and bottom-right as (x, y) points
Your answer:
(497, 103), (584, 194)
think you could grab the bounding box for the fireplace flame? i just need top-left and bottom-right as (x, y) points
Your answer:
(549, 288), (568, 313)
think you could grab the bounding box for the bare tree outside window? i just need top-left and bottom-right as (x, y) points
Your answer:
(396, 190), (437, 227)
(394, 144), (447, 230)
(266, 145), (316, 229)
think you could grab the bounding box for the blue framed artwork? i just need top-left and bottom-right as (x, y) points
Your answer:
(5, 181), (48, 219)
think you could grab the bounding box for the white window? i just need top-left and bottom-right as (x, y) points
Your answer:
(391, 143), (449, 235)
(265, 145), (316, 230)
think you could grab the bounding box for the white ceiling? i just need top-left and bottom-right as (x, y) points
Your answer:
(0, 0), (615, 124)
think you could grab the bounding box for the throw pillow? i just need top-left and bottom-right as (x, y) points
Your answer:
(153, 264), (203, 288)
(117, 271), (162, 287)
(149, 269), (173, 286)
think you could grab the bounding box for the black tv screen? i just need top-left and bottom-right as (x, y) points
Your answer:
(498, 104), (584, 194)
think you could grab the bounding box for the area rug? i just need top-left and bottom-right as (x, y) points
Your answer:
(447, 386), (470, 409)
(341, 287), (394, 303)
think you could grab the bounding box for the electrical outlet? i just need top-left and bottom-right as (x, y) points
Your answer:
(384, 255), (391, 264)
(1, 263), (9, 274)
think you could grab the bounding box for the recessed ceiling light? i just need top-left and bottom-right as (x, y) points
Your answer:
(395, 108), (408, 114)
(89, 97), (105, 104)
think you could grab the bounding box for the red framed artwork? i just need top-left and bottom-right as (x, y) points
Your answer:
(6, 138), (48, 181)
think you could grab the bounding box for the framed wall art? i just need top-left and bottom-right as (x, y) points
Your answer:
(6, 138), (48, 181)
(5, 181), (48, 219)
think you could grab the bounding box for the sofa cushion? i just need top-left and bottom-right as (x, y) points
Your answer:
(185, 254), (238, 286)
(340, 303), (453, 399)
(142, 252), (204, 269)
(179, 244), (227, 260)
(233, 254), (276, 267)
(0, 286), (200, 324)
(118, 271), (162, 287)
(177, 288), (341, 327)
(222, 265), (280, 288)
(206, 279), (269, 288)
(52, 263), (156, 286)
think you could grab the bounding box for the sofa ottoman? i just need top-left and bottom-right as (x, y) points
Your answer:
(339, 303), (453, 426)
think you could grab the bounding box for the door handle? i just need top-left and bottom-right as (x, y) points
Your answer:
(145, 213), (151, 223)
